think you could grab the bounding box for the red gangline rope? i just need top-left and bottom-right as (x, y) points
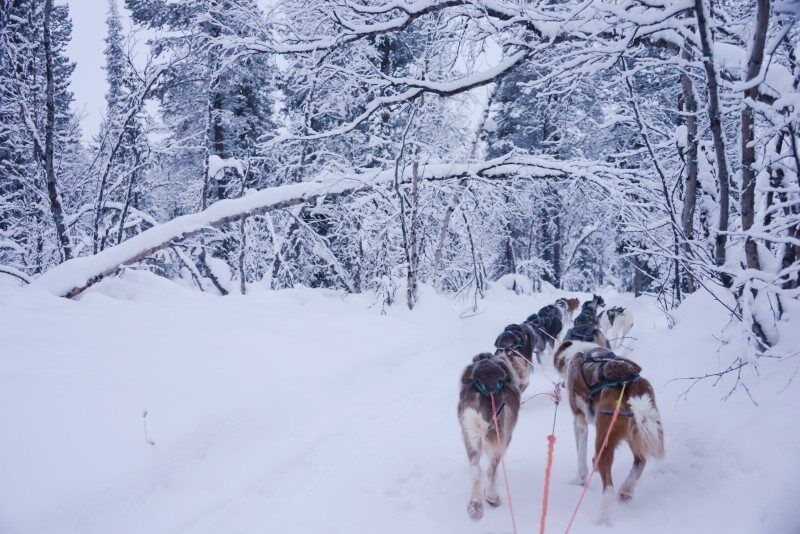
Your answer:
(540, 434), (557, 534)
(539, 382), (562, 534)
(563, 382), (628, 534)
(490, 391), (518, 534)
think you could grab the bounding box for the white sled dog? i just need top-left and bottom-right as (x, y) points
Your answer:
(599, 306), (634, 350)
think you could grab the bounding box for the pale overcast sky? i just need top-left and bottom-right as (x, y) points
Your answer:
(65, 0), (111, 143)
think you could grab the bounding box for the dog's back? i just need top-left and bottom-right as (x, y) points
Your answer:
(563, 324), (608, 349)
(458, 357), (520, 448)
(535, 305), (564, 343)
(573, 295), (604, 329)
(493, 323), (539, 390)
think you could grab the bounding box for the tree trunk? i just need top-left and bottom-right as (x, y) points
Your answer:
(115, 143), (140, 246)
(432, 86), (496, 271)
(552, 203), (562, 288)
(740, 0), (770, 272)
(695, 0), (732, 286)
(43, 0), (72, 261)
(679, 41), (699, 293)
(406, 159), (420, 309)
(783, 128), (800, 289)
(238, 216), (247, 294)
(633, 255), (644, 297)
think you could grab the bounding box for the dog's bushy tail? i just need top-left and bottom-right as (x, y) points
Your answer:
(627, 379), (665, 460)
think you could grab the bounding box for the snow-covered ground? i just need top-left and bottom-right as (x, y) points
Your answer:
(1, 273), (798, 533)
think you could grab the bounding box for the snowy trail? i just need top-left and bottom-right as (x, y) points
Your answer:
(1, 274), (798, 533)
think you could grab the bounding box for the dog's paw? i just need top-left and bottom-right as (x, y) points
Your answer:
(568, 476), (587, 486)
(618, 491), (633, 502)
(468, 498), (484, 521)
(485, 490), (500, 507)
(594, 514), (613, 527)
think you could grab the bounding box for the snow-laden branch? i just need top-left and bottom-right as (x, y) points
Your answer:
(237, 1), (550, 55)
(29, 154), (626, 298)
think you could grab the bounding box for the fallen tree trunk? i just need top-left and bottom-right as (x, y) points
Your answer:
(31, 180), (367, 298)
(29, 155), (624, 298)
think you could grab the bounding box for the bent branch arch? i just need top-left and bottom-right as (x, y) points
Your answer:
(29, 155), (626, 298)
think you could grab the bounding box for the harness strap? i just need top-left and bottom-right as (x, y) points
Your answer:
(588, 375), (641, 398)
(599, 409), (635, 418)
(583, 370), (642, 417)
(486, 400), (506, 432)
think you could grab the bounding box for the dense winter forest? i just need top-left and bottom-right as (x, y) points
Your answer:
(1, 0), (799, 352)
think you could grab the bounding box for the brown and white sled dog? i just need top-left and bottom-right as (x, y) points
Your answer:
(599, 306), (634, 350)
(554, 341), (665, 525)
(458, 354), (521, 521)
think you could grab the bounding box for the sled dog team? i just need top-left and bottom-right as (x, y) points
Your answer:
(458, 295), (663, 526)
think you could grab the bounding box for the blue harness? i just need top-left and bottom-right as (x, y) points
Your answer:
(472, 379), (507, 430)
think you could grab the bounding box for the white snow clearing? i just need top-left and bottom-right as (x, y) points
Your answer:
(1, 274), (799, 533)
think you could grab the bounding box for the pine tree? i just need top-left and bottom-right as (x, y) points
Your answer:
(0, 0), (84, 273)
(91, 0), (151, 251)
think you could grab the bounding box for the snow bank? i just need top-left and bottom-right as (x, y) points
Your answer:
(1, 277), (798, 533)
(495, 273), (535, 295)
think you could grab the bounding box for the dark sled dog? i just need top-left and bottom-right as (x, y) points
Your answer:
(526, 303), (565, 353)
(493, 323), (543, 390)
(574, 294), (605, 327)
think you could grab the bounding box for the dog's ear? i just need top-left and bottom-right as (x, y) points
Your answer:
(494, 331), (509, 349)
(526, 313), (540, 324)
(472, 352), (493, 363)
(461, 363), (476, 384)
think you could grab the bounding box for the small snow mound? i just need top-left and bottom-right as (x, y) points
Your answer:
(78, 269), (196, 301)
(208, 155), (244, 178)
(539, 280), (558, 293)
(495, 274), (534, 295)
(675, 124), (688, 148)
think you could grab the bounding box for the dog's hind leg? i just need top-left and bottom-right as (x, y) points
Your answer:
(466, 443), (484, 520)
(485, 449), (501, 507)
(619, 453), (646, 502)
(569, 413), (589, 486)
(595, 421), (618, 526)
